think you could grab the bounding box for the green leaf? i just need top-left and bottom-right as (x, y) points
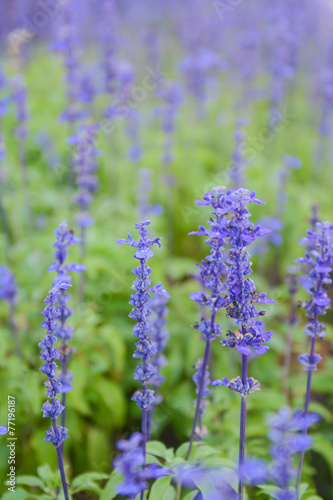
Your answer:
(1, 488), (32, 500)
(71, 472), (109, 490)
(100, 471), (123, 500)
(146, 441), (172, 461)
(16, 476), (46, 489)
(182, 492), (199, 500)
(149, 476), (172, 500)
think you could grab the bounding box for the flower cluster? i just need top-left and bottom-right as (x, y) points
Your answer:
(149, 294), (169, 408)
(116, 221), (170, 411)
(70, 123), (100, 228)
(193, 358), (211, 439)
(212, 376), (260, 396)
(189, 187), (234, 340)
(39, 282), (69, 448)
(221, 189), (274, 357)
(48, 221), (85, 394)
(114, 432), (167, 498)
(295, 221), (333, 371)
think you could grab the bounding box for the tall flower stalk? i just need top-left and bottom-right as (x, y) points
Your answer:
(70, 123), (99, 302)
(147, 294), (169, 437)
(186, 187), (233, 459)
(48, 221), (85, 438)
(295, 221), (333, 494)
(39, 282), (70, 500)
(212, 189), (274, 500)
(11, 75), (32, 231)
(116, 221), (170, 500)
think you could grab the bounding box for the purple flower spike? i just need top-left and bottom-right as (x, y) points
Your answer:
(71, 124), (100, 228)
(117, 221), (169, 494)
(295, 221), (333, 492)
(39, 281), (69, 447)
(0, 426), (8, 435)
(48, 222), (85, 400)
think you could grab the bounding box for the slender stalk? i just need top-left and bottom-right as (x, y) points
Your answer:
(56, 444), (69, 500)
(185, 337), (211, 460)
(79, 226), (86, 304)
(9, 303), (22, 360)
(238, 354), (248, 500)
(18, 139), (32, 232)
(295, 337), (316, 497)
(283, 287), (297, 402)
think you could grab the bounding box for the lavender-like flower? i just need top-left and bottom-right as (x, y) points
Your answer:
(11, 75), (32, 230)
(69, 123), (99, 300)
(70, 123), (100, 229)
(116, 221), (170, 499)
(186, 186), (233, 458)
(0, 426), (8, 435)
(114, 432), (168, 498)
(294, 221), (333, 492)
(0, 265), (21, 358)
(48, 222), (85, 433)
(212, 188), (274, 500)
(137, 168), (164, 221)
(148, 294), (169, 437)
(230, 118), (248, 190)
(155, 80), (183, 167)
(39, 281), (70, 500)
(100, 0), (118, 96)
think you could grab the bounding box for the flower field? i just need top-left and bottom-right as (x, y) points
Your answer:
(0, 1), (333, 499)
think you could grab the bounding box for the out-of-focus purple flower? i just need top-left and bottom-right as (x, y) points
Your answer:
(11, 75), (28, 140)
(100, 0), (118, 95)
(230, 118), (249, 189)
(155, 80), (183, 165)
(70, 123), (100, 228)
(267, 407), (320, 499)
(114, 432), (168, 498)
(0, 426), (8, 435)
(0, 265), (17, 306)
(137, 168), (164, 221)
(48, 221), (85, 395)
(126, 108), (142, 162)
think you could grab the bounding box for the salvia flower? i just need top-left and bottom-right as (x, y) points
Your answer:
(220, 189), (274, 357)
(69, 123), (100, 228)
(48, 221), (85, 399)
(39, 281), (69, 447)
(212, 376), (260, 396)
(0, 426), (8, 435)
(39, 281), (70, 499)
(116, 221), (170, 477)
(294, 221), (333, 490)
(186, 186), (234, 457)
(114, 432), (168, 498)
(148, 293), (169, 436)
